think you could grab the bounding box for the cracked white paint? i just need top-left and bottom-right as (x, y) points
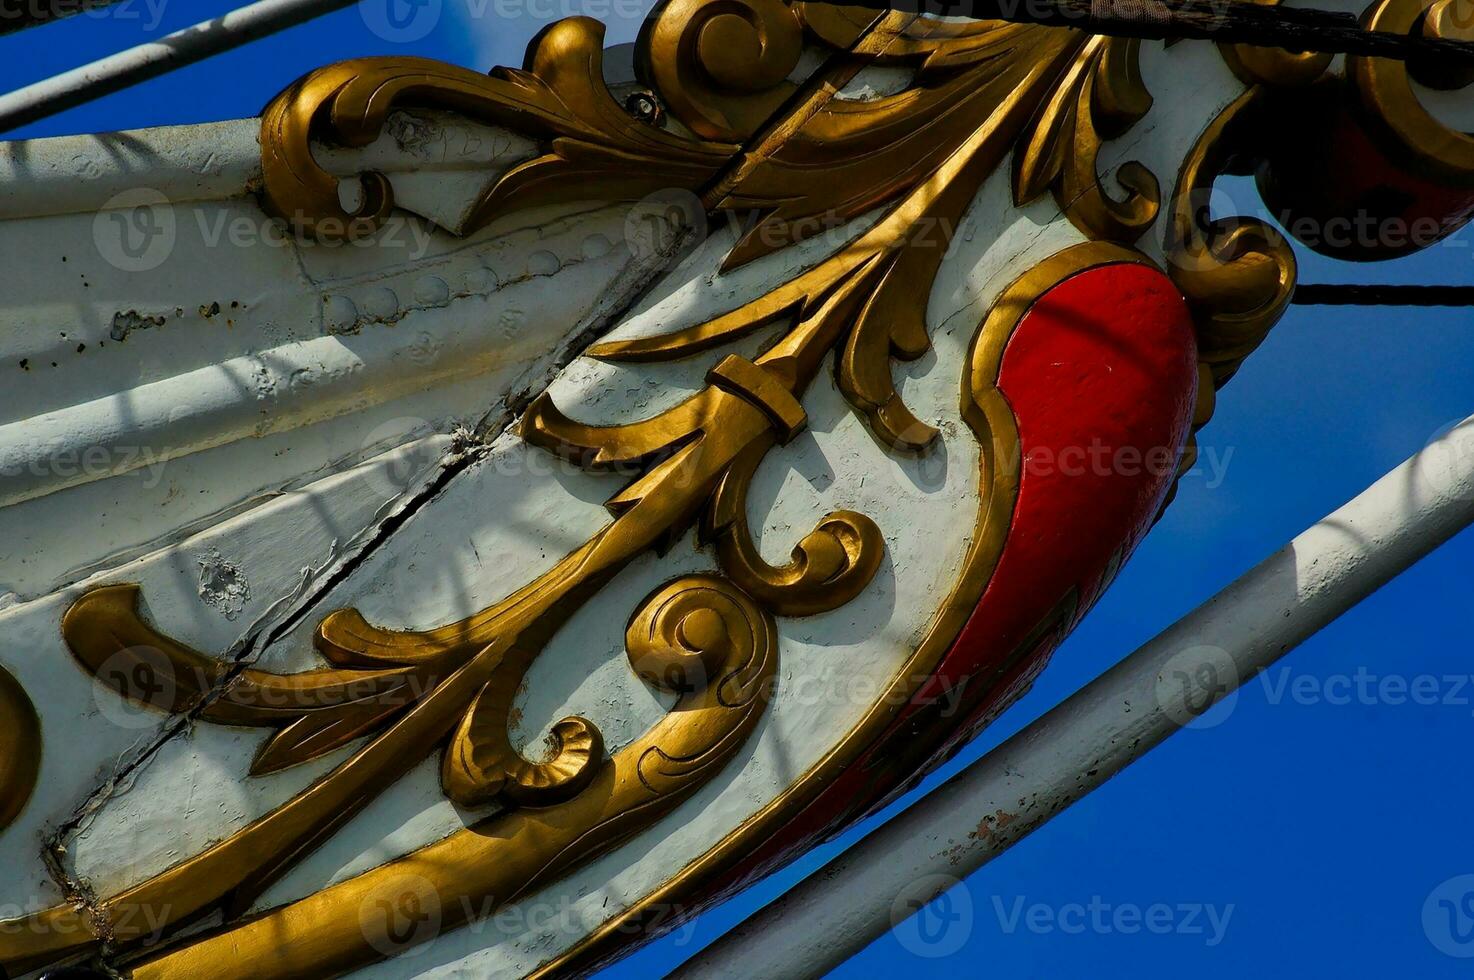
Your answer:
(0, 112), (666, 600)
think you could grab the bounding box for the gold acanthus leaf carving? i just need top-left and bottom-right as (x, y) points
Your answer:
(3, 9), (1211, 975)
(591, 21), (1086, 454)
(259, 16), (735, 239)
(1013, 35), (1160, 243)
(704, 17), (1082, 269)
(131, 575), (779, 980)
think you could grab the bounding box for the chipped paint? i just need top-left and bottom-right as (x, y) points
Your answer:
(109, 310), (167, 342)
(197, 548), (250, 620)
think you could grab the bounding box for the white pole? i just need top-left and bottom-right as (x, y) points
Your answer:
(676, 414), (1474, 979)
(0, 0), (361, 134)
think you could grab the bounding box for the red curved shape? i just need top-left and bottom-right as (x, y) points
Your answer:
(718, 259), (1199, 894)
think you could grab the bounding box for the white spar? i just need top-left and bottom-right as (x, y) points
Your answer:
(0, 0), (360, 133)
(675, 413), (1474, 979)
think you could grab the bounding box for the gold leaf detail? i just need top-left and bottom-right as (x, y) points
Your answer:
(625, 574), (776, 701)
(259, 17), (733, 239)
(63, 584), (433, 775)
(127, 574), (776, 979)
(0, 664), (39, 833)
(1166, 88), (1296, 390)
(445, 686), (604, 808)
(707, 438), (885, 616)
(1014, 36), (1160, 243)
(637, 0), (805, 141)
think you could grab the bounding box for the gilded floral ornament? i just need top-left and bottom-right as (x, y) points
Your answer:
(259, 16), (736, 238)
(8, 0), (1474, 976)
(1, 6), (1219, 974)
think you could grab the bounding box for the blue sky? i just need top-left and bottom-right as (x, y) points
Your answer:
(5, 3), (1474, 977)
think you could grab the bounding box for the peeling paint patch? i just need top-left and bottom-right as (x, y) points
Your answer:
(109, 310), (166, 342)
(197, 549), (251, 621)
(388, 112), (438, 153)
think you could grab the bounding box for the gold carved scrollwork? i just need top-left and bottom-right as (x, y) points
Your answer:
(1014, 35), (1161, 242)
(637, 0), (805, 141)
(259, 17), (735, 238)
(707, 438), (885, 616)
(3, 234), (886, 975)
(0, 664), (39, 833)
(65, 584), (437, 777)
(1351, 0), (1474, 182)
(444, 684), (604, 808)
(591, 20), (1087, 456)
(1166, 88), (1296, 390)
(2, 4), (1284, 976)
(130, 575), (778, 980)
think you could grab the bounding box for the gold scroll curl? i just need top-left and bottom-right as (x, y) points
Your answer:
(1166, 88), (1296, 391)
(259, 16), (735, 239)
(1350, 0), (1474, 183)
(1014, 36), (1161, 243)
(129, 574), (778, 980)
(0, 664), (39, 833)
(637, 0), (805, 141)
(706, 437), (885, 617)
(444, 688), (604, 808)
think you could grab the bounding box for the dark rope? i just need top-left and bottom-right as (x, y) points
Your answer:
(846, 0), (1474, 66)
(1293, 283), (1474, 305)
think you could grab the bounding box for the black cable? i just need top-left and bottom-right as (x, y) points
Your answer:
(842, 0), (1474, 66)
(1293, 283), (1474, 305)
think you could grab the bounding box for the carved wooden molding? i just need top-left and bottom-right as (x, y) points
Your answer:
(4, 1), (1474, 976)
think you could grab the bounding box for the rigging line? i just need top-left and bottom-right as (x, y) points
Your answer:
(1293, 283), (1474, 305)
(841, 0), (1474, 66)
(4, 0), (1474, 136)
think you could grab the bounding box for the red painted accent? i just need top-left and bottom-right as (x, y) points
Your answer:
(915, 261), (1198, 756)
(710, 260), (1199, 899)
